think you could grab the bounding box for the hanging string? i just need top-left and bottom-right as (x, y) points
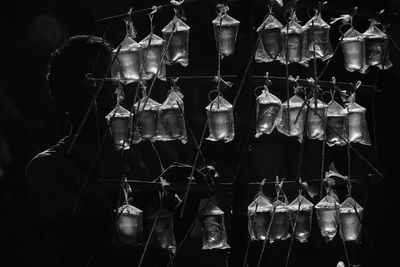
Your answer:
(178, 115), (209, 218)
(284, 188), (306, 267)
(255, 177), (282, 267)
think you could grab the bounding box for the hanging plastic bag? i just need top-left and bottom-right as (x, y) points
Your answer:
(200, 201), (230, 250)
(339, 196), (363, 242)
(255, 85), (282, 137)
(268, 199), (291, 243)
(115, 203), (143, 245)
(162, 15), (190, 67)
(248, 192), (273, 241)
(315, 193), (340, 241)
(326, 99), (348, 146)
(105, 105), (132, 150)
(206, 95), (235, 143)
(281, 11), (309, 66)
(212, 4), (240, 58)
(133, 97), (161, 141)
(139, 33), (167, 81)
(345, 93), (371, 145)
(363, 19), (392, 70)
(306, 97), (327, 140)
(303, 11), (333, 61)
(341, 27), (368, 74)
(255, 12), (283, 63)
(276, 93), (305, 140)
(157, 88), (187, 143)
(147, 209), (176, 253)
(111, 20), (142, 83)
(288, 194), (314, 243)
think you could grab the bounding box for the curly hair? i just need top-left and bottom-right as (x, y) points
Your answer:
(46, 35), (113, 107)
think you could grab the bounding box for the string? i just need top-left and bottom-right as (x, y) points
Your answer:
(179, 118), (209, 218)
(285, 11), (291, 135)
(284, 195), (305, 267)
(255, 205), (276, 267)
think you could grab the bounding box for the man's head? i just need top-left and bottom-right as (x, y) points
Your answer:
(46, 35), (115, 134)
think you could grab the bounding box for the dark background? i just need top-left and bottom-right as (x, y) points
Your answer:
(1, 0), (399, 266)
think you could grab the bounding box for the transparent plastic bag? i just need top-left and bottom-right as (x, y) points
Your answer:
(303, 12), (333, 61)
(276, 94), (305, 140)
(248, 192), (273, 241)
(200, 202), (230, 250)
(280, 12), (309, 66)
(138, 33), (167, 81)
(147, 209), (176, 253)
(255, 13), (283, 63)
(133, 97), (161, 141)
(306, 97), (327, 140)
(345, 93), (371, 145)
(162, 17), (190, 67)
(105, 105), (132, 150)
(341, 28), (368, 74)
(111, 22), (142, 83)
(288, 194), (314, 243)
(212, 6), (240, 58)
(156, 89), (187, 143)
(315, 194), (340, 241)
(205, 95), (234, 142)
(115, 204), (143, 245)
(339, 197), (363, 242)
(326, 100), (348, 146)
(268, 200), (291, 243)
(363, 20), (392, 70)
(255, 87), (282, 137)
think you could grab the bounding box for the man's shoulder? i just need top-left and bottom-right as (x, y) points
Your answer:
(25, 138), (69, 175)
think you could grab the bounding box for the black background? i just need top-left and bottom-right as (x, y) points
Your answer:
(1, 0), (399, 266)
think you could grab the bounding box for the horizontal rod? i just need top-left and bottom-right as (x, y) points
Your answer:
(99, 173), (378, 192)
(87, 75), (379, 91)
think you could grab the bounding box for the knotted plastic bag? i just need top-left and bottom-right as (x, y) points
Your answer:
(248, 192), (273, 241)
(339, 196), (363, 242)
(147, 209), (176, 253)
(363, 19), (392, 70)
(162, 16), (190, 67)
(105, 105), (132, 150)
(255, 13), (283, 63)
(133, 97), (161, 141)
(306, 97), (327, 140)
(268, 199), (291, 243)
(206, 95), (235, 142)
(115, 203), (143, 245)
(212, 5), (240, 57)
(288, 194), (314, 243)
(281, 12), (309, 66)
(255, 86), (282, 137)
(139, 33), (167, 81)
(341, 27), (368, 74)
(111, 21), (142, 83)
(276, 94), (305, 140)
(303, 11), (333, 61)
(315, 194), (340, 241)
(200, 201), (230, 249)
(326, 100), (348, 146)
(345, 93), (371, 145)
(157, 89), (187, 143)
